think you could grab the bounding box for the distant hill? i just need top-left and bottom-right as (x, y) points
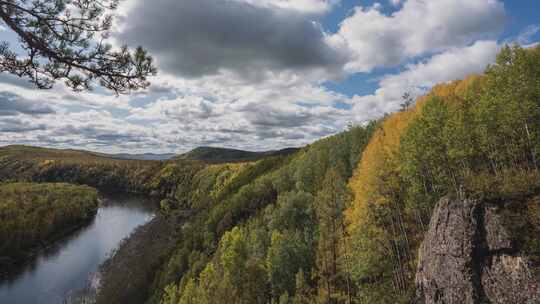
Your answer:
(0, 145), (115, 162)
(92, 152), (177, 161)
(0, 145), (175, 162)
(174, 146), (299, 163)
(0, 145), (298, 163)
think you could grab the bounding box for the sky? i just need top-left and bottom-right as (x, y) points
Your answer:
(0, 0), (539, 153)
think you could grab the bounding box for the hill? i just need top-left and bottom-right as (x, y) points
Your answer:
(148, 44), (539, 304)
(0, 145), (296, 163)
(175, 146), (299, 163)
(0, 145), (169, 194)
(93, 152), (177, 161)
(0, 145), (175, 162)
(0, 145), (295, 198)
(0, 145), (119, 162)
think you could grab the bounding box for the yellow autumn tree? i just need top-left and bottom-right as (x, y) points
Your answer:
(346, 107), (418, 233)
(346, 75), (486, 233)
(344, 75), (487, 303)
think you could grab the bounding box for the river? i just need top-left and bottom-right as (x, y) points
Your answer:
(0, 194), (156, 304)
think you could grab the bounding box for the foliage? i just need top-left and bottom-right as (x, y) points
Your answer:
(345, 45), (540, 303)
(0, 145), (204, 198)
(315, 169), (353, 304)
(267, 230), (313, 300)
(155, 124), (376, 304)
(175, 146), (299, 163)
(0, 0), (156, 93)
(0, 182), (98, 263)
(95, 216), (176, 304)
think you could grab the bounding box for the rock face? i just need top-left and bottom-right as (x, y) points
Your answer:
(415, 197), (540, 304)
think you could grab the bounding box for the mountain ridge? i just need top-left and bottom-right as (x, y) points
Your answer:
(0, 145), (299, 162)
(174, 146), (300, 163)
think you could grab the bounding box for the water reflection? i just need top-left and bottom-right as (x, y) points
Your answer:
(0, 194), (155, 304)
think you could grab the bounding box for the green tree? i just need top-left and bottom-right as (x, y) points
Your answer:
(292, 270), (314, 304)
(267, 230), (313, 300)
(476, 44), (540, 172)
(178, 279), (199, 304)
(269, 191), (315, 232)
(315, 168), (352, 304)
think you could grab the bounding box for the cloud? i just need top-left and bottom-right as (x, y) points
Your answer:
(0, 39), (503, 153)
(0, 91), (55, 116)
(0, 73), (36, 89)
(53, 124), (145, 144)
(335, 0), (506, 72)
(0, 0), (522, 154)
(515, 24), (540, 46)
(389, 0), (402, 7)
(124, 73), (352, 151)
(45, 39), (500, 152)
(236, 0), (339, 14)
(381, 41), (499, 91)
(350, 40), (500, 120)
(242, 102), (343, 130)
(116, 0), (349, 80)
(0, 118), (46, 133)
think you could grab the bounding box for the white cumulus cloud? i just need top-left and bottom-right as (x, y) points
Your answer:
(235, 0), (339, 14)
(350, 40), (500, 121)
(335, 0), (506, 72)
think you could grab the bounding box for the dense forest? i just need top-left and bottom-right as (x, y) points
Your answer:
(150, 44), (539, 304)
(0, 45), (538, 304)
(345, 44), (540, 303)
(149, 123), (376, 304)
(0, 182), (98, 267)
(174, 147), (300, 163)
(0, 145), (205, 196)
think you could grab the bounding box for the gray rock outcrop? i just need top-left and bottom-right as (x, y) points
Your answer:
(415, 196), (540, 304)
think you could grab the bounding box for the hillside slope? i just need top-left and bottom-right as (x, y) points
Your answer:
(0, 145), (205, 196)
(150, 45), (539, 304)
(175, 146), (299, 163)
(0, 45), (538, 304)
(344, 44), (540, 303)
(0, 145), (176, 161)
(0, 145), (161, 193)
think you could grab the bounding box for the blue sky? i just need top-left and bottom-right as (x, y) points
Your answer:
(0, 0), (538, 153)
(321, 0), (540, 97)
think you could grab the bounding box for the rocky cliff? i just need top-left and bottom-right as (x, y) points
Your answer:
(415, 196), (540, 304)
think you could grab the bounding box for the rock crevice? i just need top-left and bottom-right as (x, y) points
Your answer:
(415, 197), (540, 304)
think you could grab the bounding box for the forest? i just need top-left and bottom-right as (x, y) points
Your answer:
(0, 45), (538, 304)
(0, 182), (98, 266)
(0, 145), (207, 197)
(345, 44), (540, 303)
(151, 44), (539, 304)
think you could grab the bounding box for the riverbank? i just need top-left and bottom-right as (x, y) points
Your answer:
(0, 183), (99, 271)
(95, 215), (177, 304)
(0, 193), (155, 304)
(0, 212), (97, 280)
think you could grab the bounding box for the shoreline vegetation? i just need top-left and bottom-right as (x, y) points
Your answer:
(0, 182), (99, 273)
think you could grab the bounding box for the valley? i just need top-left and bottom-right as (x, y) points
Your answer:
(0, 194), (155, 304)
(0, 45), (538, 304)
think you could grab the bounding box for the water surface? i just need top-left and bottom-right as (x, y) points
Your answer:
(0, 194), (155, 304)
